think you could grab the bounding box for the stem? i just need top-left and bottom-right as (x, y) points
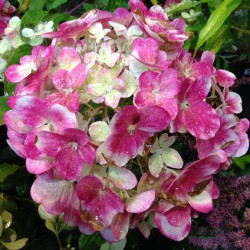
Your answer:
(55, 223), (63, 250)
(67, 0), (88, 14)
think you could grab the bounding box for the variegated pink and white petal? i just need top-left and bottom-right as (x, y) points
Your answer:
(155, 209), (191, 241)
(45, 91), (80, 113)
(104, 90), (121, 108)
(139, 70), (159, 90)
(200, 51), (215, 70)
(132, 38), (159, 65)
(53, 69), (70, 90)
(5, 64), (32, 83)
(68, 63), (88, 88)
(57, 47), (81, 70)
(55, 145), (85, 180)
(134, 90), (158, 108)
(191, 62), (211, 79)
(109, 105), (138, 133)
(7, 136), (27, 158)
(188, 190), (213, 213)
(101, 129), (149, 167)
(158, 69), (180, 98)
(111, 212), (130, 241)
(24, 130), (44, 159)
(126, 190), (155, 213)
(108, 166), (137, 190)
(31, 174), (74, 215)
(62, 128), (89, 147)
(137, 106), (170, 133)
(205, 180), (220, 199)
(160, 98), (178, 120)
(49, 104), (77, 134)
(225, 92), (242, 114)
(26, 157), (54, 174)
(183, 100), (220, 140)
(186, 76), (211, 101)
(165, 206), (190, 227)
(215, 69), (236, 87)
(235, 118), (250, 133)
(36, 131), (69, 157)
(4, 110), (30, 133)
(129, 0), (148, 15)
(220, 114), (238, 130)
(13, 96), (48, 127)
(77, 175), (124, 227)
(234, 132), (249, 157)
(161, 155), (222, 200)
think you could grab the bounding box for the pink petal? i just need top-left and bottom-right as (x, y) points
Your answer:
(184, 100), (220, 140)
(30, 174), (74, 215)
(69, 63), (88, 88)
(45, 91), (80, 113)
(137, 106), (171, 133)
(126, 190), (155, 213)
(215, 69), (236, 87)
(188, 190), (213, 213)
(55, 145), (85, 180)
(225, 92), (242, 114)
(26, 157), (54, 174)
(186, 76), (211, 101)
(161, 155), (222, 201)
(111, 212), (130, 241)
(100, 129), (149, 167)
(166, 206), (190, 227)
(49, 104), (77, 134)
(132, 38), (159, 65)
(160, 98), (178, 120)
(14, 96), (48, 127)
(36, 131), (68, 156)
(77, 175), (103, 201)
(77, 175), (124, 228)
(53, 69), (70, 90)
(58, 47), (81, 70)
(134, 90), (157, 107)
(139, 70), (159, 90)
(108, 166), (137, 190)
(155, 209), (191, 241)
(192, 62), (211, 79)
(201, 51), (215, 70)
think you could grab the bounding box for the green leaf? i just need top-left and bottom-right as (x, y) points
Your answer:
(83, 3), (95, 11)
(18, 0), (31, 12)
(195, 0), (242, 53)
(100, 238), (126, 250)
(0, 238), (28, 250)
(45, 219), (57, 234)
(46, 0), (68, 10)
(4, 44), (32, 96)
(29, 0), (46, 10)
(206, 23), (229, 53)
(0, 96), (10, 125)
(0, 164), (19, 183)
(20, 9), (48, 32)
(233, 157), (246, 170)
(78, 233), (105, 250)
(166, 0), (211, 15)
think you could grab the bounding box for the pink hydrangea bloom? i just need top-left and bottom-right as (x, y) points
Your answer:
(100, 105), (170, 166)
(173, 76), (220, 139)
(134, 69), (181, 120)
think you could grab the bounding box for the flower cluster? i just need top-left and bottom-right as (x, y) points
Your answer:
(3, 0), (249, 243)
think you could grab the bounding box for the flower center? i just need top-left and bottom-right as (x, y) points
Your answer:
(127, 124), (136, 135)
